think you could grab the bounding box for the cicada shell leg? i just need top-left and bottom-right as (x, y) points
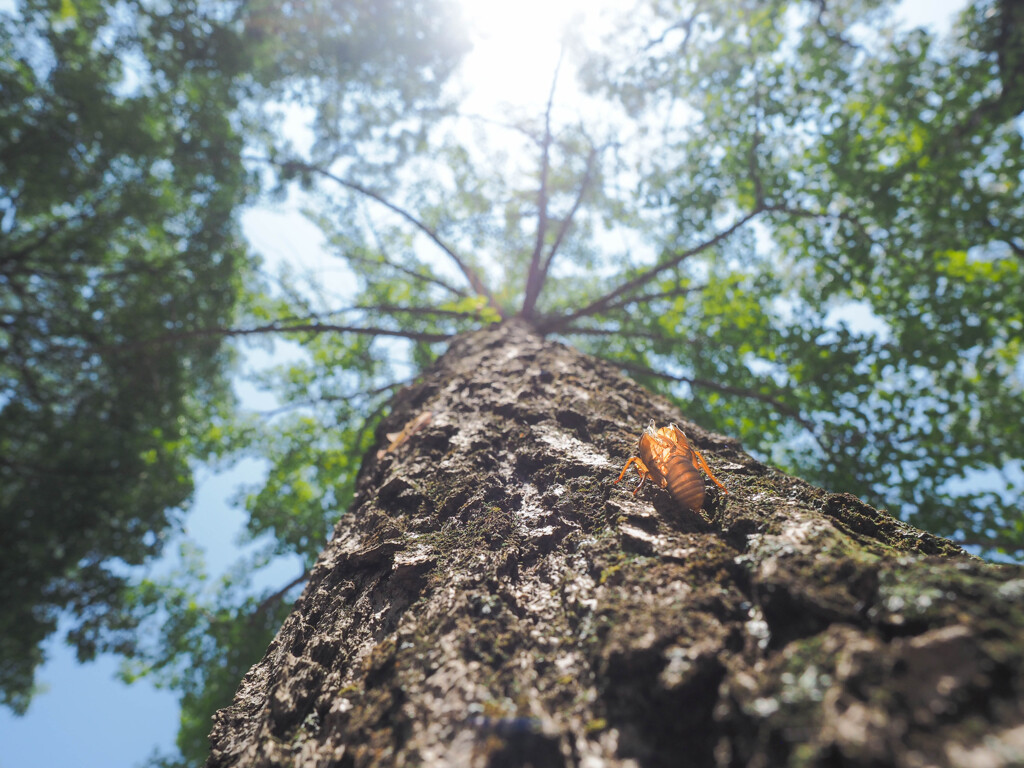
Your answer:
(689, 446), (727, 492)
(615, 456), (652, 496)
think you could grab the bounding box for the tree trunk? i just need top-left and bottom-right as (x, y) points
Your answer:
(206, 320), (1024, 768)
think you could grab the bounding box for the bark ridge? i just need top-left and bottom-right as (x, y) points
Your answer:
(207, 320), (1024, 768)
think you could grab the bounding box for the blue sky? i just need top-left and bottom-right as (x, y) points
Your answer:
(0, 460), (283, 767)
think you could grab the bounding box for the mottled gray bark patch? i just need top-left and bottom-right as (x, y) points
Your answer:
(207, 320), (1024, 768)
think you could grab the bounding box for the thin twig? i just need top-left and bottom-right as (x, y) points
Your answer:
(109, 322), (453, 352)
(600, 282), (708, 313)
(748, 128), (764, 209)
(289, 303), (485, 323)
(354, 395), (392, 462)
(985, 218), (1024, 261)
(955, 534), (1022, 553)
(554, 325), (680, 343)
(252, 156), (503, 317)
(252, 571), (309, 619)
(534, 145), (599, 307)
(613, 358), (818, 432)
(345, 249), (467, 299)
(256, 380), (406, 418)
(355, 197), (469, 297)
(809, 0), (861, 50)
(353, 303), (490, 320)
(542, 209), (761, 332)
(644, 13), (697, 52)
(455, 111), (539, 142)
(523, 46), (566, 318)
(212, 322), (453, 343)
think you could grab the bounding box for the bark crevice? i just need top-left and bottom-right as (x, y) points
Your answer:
(207, 320), (1024, 768)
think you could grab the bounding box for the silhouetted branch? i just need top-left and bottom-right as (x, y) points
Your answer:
(273, 302), (488, 325)
(252, 156), (502, 317)
(215, 322), (453, 343)
(748, 129), (764, 208)
(600, 282), (707, 313)
(354, 303), (490, 320)
(2, 219), (72, 266)
(274, 303), (484, 323)
(985, 218), (1024, 261)
(542, 209), (761, 331)
(345, 249), (468, 298)
(256, 380), (406, 418)
(533, 145), (599, 307)
(455, 112), (539, 142)
(108, 322), (453, 352)
(809, 0), (861, 50)
(554, 325), (680, 343)
(763, 203), (865, 232)
(613, 358), (822, 443)
(644, 13), (697, 52)
(523, 47), (566, 318)
(252, 571), (309, 621)
(955, 534), (1023, 553)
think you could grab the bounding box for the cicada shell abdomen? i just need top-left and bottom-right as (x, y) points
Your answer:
(661, 452), (705, 512)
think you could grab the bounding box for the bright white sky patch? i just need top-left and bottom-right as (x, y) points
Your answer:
(457, 0), (619, 112)
(896, 0), (969, 29)
(456, 0), (971, 114)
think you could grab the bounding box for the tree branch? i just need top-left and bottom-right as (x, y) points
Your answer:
(600, 282), (707, 314)
(254, 156), (503, 317)
(809, 0), (861, 50)
(748, 127), (764, 209)
(353, 190), (473, 299)
(985, 217), (1024, 262)
(108, 322), (453, 352)
(644, 13), (697, 52)
(522, 46), (566, 319)
(455, 111), (539, 142)
(209, 322), (453, 343)
(354, 303), (490, 320)
(296, 303), (490, 322)
(541, 209), (761, 332)
(554, 325), (679, 343)
(345, 248), (468, 299)
(955, 534), (1023, 554)
(763, 202), (865, 231)
(256, 381), (407, 418)
(531, 145), (599, 312)
(251, 571), (309, 621)
(613, 358), (824, 444)
(1, 219), (71, 266)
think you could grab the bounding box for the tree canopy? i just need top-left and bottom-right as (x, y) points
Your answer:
(0, 0), (250, 714)
(2, 0), (1021, 763)
(0, 0), (465, 721)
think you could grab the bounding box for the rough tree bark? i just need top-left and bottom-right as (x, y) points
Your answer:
(207, 320), (1024, 768)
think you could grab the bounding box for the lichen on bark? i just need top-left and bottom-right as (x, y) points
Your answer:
(207, 320), (1024, 768)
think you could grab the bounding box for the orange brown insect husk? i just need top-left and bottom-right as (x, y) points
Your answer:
(377, 410), (433, 459)
(614, 420), (727, 512)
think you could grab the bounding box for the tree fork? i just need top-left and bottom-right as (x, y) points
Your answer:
(206, 320), (1024, 768)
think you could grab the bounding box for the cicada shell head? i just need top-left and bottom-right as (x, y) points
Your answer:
(667, 423), (692, 449)
(637, 428), (669, 489)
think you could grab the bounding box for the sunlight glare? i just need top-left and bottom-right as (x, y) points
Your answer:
(457, 0), (620, 111)
(456, 0), (970, 113)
